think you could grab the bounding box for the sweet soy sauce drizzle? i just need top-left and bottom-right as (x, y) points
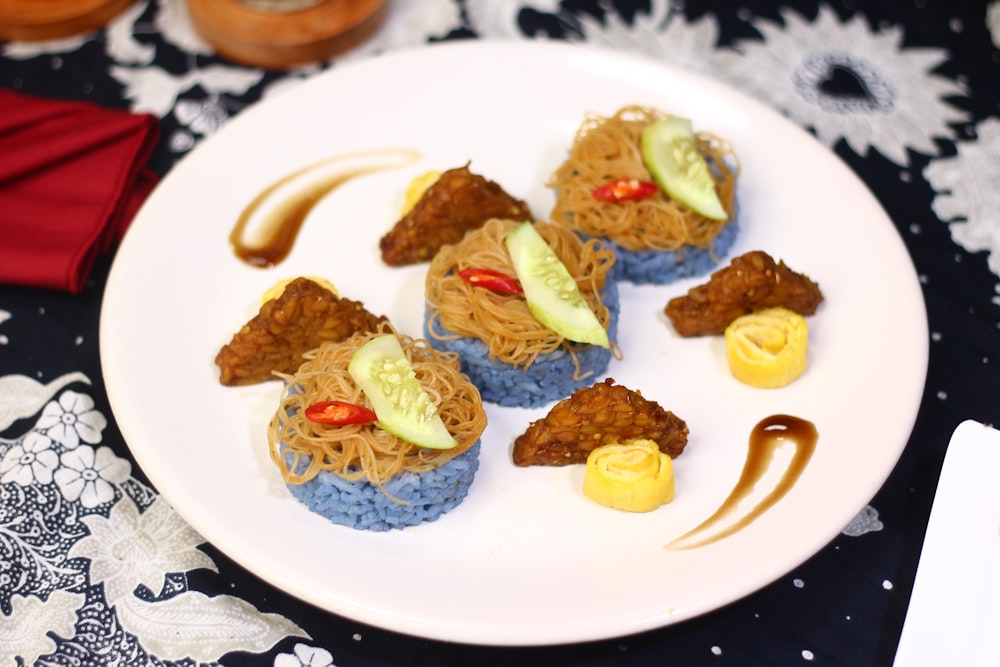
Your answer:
(666, 415), (818, 550)
(229, 149), (421, 267)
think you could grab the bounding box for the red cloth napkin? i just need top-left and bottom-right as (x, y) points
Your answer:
(0, 88), (160, 293)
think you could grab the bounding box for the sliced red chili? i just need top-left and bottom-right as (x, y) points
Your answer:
(305, 401), (377, 426)
(591, 178), (658, 202)
(458, 267), (524, 294)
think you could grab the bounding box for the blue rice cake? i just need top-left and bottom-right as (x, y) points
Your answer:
(595, 216), (739, 285)
(547, 105), (740, 285)
(424, 218), (620, 409)
(282, 443), (481, 532)
(268, 330), (488, 531)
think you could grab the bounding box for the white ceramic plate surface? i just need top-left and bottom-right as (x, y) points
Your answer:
(100, 40), (928, 646)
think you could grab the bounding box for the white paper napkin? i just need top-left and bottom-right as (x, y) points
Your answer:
(894, 419), (1000, 666)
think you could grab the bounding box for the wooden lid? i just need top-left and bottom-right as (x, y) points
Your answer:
(186, 0), (388, 69)
(0, 0), (135, 41)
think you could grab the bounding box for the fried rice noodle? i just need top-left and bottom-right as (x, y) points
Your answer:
(548, 105), (740, 252)
(268, 328), (487, 490)
(425, 218), (618, 371)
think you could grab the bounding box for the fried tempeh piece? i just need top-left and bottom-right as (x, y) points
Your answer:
(379, 164), (532, 266)
(665, 250), (824, 337)
(512, 378), (689, 466)
(215, 277), (388, 386)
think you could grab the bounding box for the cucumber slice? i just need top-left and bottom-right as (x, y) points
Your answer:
(641, 115), (728, 221)
(347, 334), (457, 450)
(504, 222), (609, 348)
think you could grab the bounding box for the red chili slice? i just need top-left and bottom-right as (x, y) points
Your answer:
(591, 178), (658, 202)
(458, 267), (524, 294)
(305, 401), (377, 426)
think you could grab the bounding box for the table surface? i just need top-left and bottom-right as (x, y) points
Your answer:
(2, 1), (998, 665)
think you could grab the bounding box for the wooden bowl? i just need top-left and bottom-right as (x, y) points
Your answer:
(0, 0), (135, 41)
(186, 0), (388, 69)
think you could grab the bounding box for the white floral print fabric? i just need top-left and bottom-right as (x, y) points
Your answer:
(0, 385), (308, 665)
(713, 5), (969, 166)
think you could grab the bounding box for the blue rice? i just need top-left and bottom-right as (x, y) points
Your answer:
(424, 280), (620, 408)
(604, 217), (739, 285)
(283, 442), (481, 532)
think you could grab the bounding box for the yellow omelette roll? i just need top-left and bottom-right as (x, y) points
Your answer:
(400, 170), (442, 215)
(261, 276), (338, 304)
(724, 307), (808, 388)
(583, 439), (674, 512)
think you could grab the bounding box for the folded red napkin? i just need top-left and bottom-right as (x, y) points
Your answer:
(0, 88), (160, 293)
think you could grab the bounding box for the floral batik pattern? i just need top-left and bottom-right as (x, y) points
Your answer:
(0, 381), (309, 665)
(713, 5), (969, 166)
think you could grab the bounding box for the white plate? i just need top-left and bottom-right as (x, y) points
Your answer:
(894, 420), (1000, 667)
(100, 40), (928, 646)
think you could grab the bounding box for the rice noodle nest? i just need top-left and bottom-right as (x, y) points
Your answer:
(424, 218), (620, 407)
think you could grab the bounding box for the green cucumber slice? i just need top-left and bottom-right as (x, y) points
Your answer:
(641, 115), (728, 221)
(504, 222), (609, 348)
(347, 334), (457, 450)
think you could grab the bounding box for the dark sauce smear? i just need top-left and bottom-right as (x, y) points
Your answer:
(666, 415), (818, 550)
(229, 149), (421, 267)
